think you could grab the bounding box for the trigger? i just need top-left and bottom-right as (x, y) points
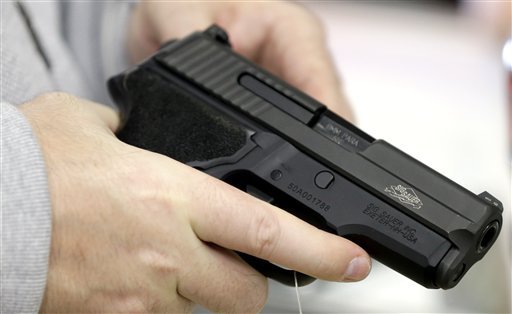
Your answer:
(246, 185), (274, 203)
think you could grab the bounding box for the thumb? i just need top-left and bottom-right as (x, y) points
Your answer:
(23, 92), (121, 133)
(80, 98), (121, 133)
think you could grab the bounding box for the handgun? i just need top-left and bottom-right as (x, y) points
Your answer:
(108, 25), (503, 289)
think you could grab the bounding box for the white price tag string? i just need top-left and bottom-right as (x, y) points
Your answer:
(294, 271), (303, 314)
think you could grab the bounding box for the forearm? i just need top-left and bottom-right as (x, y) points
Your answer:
(1, 103), (52, 314)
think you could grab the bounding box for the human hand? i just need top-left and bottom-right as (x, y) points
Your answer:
(128, 1), (354, 121)
(22, 93), (370, 313)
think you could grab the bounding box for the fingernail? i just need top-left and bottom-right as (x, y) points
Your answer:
(344, 256), (371, 281)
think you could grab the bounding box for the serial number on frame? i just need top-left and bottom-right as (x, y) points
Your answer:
(287, 183), (331, 212)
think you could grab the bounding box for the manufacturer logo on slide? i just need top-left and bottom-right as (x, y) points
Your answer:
(385, 184), (423, 209)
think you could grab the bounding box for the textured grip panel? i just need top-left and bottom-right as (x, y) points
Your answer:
(116, 68), (247, 163)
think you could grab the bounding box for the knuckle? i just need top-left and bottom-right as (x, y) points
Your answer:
(250, 211), (281, 259)
(117, 159), (176, 214)
(121, 153), (162, 181)
(137, 248), (180, 277)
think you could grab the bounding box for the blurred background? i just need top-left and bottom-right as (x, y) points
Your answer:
(262, 1), (511, 313)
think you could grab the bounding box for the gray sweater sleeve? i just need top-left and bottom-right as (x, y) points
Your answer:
(62, 1), (134, 105)
(1, 103), (52, 314)
(0, 3), (133, 312)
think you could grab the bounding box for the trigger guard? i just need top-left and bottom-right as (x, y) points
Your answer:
(239, 253), (316, 287)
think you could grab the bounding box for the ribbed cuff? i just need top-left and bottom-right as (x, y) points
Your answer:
(1, 102), (52, 314)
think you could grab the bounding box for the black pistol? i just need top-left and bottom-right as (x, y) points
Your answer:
(108, 25), (503, 289)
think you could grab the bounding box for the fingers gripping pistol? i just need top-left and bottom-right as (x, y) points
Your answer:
(108, 25), (503, 289)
